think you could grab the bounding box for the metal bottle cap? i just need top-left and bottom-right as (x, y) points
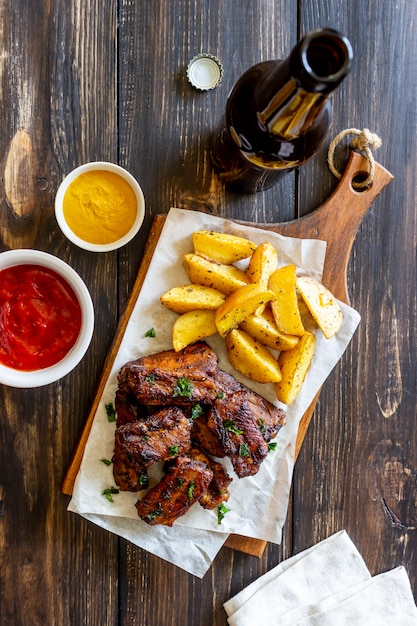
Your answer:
(187, 53), (223, 91)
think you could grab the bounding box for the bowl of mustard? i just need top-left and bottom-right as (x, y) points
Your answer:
(55, 162), (145, 252)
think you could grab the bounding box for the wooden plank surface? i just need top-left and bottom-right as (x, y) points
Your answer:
(0, 1), (416, 625)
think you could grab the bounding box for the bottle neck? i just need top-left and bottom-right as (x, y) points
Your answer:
(291, 28), (353, 94)
(256, 29), (353, 139)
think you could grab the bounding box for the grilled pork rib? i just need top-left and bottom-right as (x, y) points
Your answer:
(116, 341), (219, 407)
(189, 447), (232, 510)
(136, 455), (213, 526)
(207, 391), (269, 478)
(113, 406), (192, 491)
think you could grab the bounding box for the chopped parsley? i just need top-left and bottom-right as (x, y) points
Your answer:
(172, 377), (193, 399)
(187, 482), (195, 500)
(101, 458), (112, 466)
(190, 404), (203, 420)
(224, 419), (243, 435)
(169, 445), (179, 456)
(217, 503), (231, 524)
(238, 443), (249, 457)
(139, 474), (148, 486)
(145, 373), (155, 385)
(105, 402), (116, 423)
(258, 418), (266, 434)
(102, 486), (119, 502)
(217, 392), (225, 399)
(145, 328), (156, 338)
(268, 442), (277, 452)
(147, 503), (163, 521)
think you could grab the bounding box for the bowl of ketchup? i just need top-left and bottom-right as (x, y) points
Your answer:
(0, 249), (94, 387)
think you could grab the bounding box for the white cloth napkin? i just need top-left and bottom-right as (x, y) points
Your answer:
(224, 530), (417, 625)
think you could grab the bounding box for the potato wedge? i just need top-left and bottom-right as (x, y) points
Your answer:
(226, 329), (282, 383)
(160, 284), (226, 314)
(192, 230), (257, 264)
(276, 331), (316, 405)
(297, 292), (316, 327)
(296, 275), (343, 339)
(269, 264), (305, 336)
(215, 283), (275, 338)
(183, 253), (250, 295)
(247, 241), (279, 315)
(239, 308), (300, 351)
(172, 309), (217, 352)
(246, 241), (278, 286)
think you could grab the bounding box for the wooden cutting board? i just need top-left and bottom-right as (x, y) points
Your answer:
(62, 151), (393, 558)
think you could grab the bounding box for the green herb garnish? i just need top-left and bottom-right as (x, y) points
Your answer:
(190, 404), (203, 420)
(102, 486), (119, 502)
(169, 445), (179, 456)
(145, 373), (155, 385)
(217, 503), (231, 524)
(268, 442), (277, 452)
(224, 419), (243, 435)
(239, 443), (249, 457)
(172, 377), (193, 399)
(101, 458), (112, 466)
(217, 392), (225, 399)
(145, 328), (156, 338)
(187, 482), (195, 500)
(139, 474), (148, 486)
(258, 418), (266, 434)
(147, 503), (163, 521)
(105, 402), (116, 422)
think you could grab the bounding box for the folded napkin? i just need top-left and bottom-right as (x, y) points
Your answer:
(224, 530), (417, 625)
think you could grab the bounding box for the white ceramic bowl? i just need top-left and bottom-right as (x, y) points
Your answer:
(0, 249), (94, 388)
(54, 161), (145, 252)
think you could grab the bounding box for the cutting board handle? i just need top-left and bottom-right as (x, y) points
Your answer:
(270, 150), (394, 303)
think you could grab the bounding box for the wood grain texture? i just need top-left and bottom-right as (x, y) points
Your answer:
(0, 1), (120, 624)
(0, 0), (416, 625)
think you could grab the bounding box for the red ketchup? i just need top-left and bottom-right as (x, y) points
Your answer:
(0, 264), (82, 371)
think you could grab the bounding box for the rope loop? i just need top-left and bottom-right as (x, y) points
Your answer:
(327, 128), (382, 189)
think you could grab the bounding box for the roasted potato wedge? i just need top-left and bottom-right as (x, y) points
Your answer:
(215, 283), (275, 338)
(297, 292), (316, 327)
(160, 284), (226, 314)
(183, 253), (250, 295)
(192, 230), (257, 264)
(246, 241), (278, 287)
(247, 242), (279, 315)
(276, 331), (316, 405)
(269, 264), (305, 336)
(296, 275), (343, 339)
(239, 308), (300, 351)
(226, 329), (282, 383)
(172, 309), (217, 352)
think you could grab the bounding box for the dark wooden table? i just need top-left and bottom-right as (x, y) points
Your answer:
(1, 1), (416, 624)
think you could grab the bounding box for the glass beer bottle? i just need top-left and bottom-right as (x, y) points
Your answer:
(211, 28), (353, 193)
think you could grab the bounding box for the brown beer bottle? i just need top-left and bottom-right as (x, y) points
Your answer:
(211, 29), (353, 193)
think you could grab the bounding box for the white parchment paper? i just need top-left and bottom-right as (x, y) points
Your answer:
(68, 207), (361, 577)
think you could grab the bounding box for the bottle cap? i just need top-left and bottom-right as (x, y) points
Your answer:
(187, 54), (223, 91)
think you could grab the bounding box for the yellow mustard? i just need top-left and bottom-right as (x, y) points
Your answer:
(63, 170), (137, 245)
